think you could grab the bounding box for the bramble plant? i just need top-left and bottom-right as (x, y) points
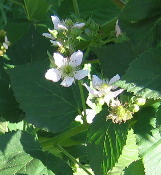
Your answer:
(0, 0), (161, 175)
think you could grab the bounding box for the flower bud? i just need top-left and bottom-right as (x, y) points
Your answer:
(135, 98), (146, 106)
(128, 104), (140, 113)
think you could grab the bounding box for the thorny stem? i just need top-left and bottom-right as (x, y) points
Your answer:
(111, 0), (126, 9)
(57, 144), (93, 175)
(78, 80), (87, 124)
(72, 0), (80, 17)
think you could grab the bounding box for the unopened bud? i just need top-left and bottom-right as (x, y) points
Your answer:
(135, 98), (146, 106)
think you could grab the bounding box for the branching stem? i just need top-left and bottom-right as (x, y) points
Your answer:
(57, 144), (93, 175)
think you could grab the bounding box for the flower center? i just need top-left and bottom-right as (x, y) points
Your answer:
(99, 83), (111, 94)
(61, 64), (75, 77)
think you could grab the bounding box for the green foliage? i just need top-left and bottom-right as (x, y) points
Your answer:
(7, 26), (52, 65)
(0, 131), (73, 175)
(58, 0), (120, 25)
(94, 42), (135, 77)
(116, 48), (161, 99)
(8, 61), (86, 132)
(134, 107), (161, 175)
(24, 0), (52, 21)
(109, 129), (139, 174)
(87, 109), (128, 175)
(124, 159), (145, 175)
(119, 0), (161, 54)
(1, 0), (161, 174)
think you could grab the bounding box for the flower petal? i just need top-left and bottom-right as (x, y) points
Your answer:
(53, 53), (66, 67)
(72, 23), (85, 28)
(50, 40), (62, 47)
(74, 70), (88, 80)
(115, 20), (121, 37)
(61, 77), (74, 87)
(3, 42), (8, 49)
(112, 89), (124, 98)
(83, 83), (99, 96)
(70, 50), (83, 66)
(51, 15), (61, 29)
(42, 33), (55, 40)
(92, 75), (103, 89)
(109, 74), (120, 85)
(45, 68), (61, 82)
(57, 24), (68, 30)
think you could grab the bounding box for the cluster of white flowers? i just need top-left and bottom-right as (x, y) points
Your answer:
(42, 15), (85, 47)
(44, 15), (124, 124)
(84, 74), (124, 106)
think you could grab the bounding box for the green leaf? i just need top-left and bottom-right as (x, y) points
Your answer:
(58, 0), (120, 25)
(24, 0), (52, 21)
(93, 42), (135, 78)
(87, 109), (128, 175)
(109, 129), (139, 175)
(119, 0), (161, 53)
(0, 60), (23, 122)
(5, 20), (31, 44)
(136, 128), (161, 175)
(134, 107), (161, 175)
(116, 48), (161, 99)
(8, 61), (85, 132)
(0, 131), (73, 175)
(124, 159), (145, 175)
(7, 26), (53, 65)
(156, 105), (161, 128)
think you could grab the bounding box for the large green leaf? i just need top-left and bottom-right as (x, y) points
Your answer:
(116, 48), (161, 99)
(58, 0), (120, 25)
(7, 26), (53, 65)
(119, 0), (161, 54)
(5, 20), (31, 44)
(134, 107), (161, 175)
(8, 61), (85, 132)
(0, 60), (23, 122)
(0, 131), (73, 175)
(24, 0), (52, 21)
(87, 109), (128, 175)
(124, 159), (145, 175)
(109, 129), (139, 175)
(93, 42), (135, 78)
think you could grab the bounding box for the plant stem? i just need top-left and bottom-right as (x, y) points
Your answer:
(41, 124), (89, 151)
(78, 80), (87, 124)
(111, 0), (126, 9)
(57, 144), (93, 175)
(83, 59), (100, 65)
(72, 0), (80, 17)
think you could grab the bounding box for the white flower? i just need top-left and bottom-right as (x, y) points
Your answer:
(51, 15), (68, 30)
(84, 74), (124, 105)
(72, 23), (85, 29)
(3, 36), (10, 49)
(75, 109), (96, 124)
(45, 50), (88, 87)
(50, 40), (62, 47)
(115, 20), (121, 37)
(42, 33), (55, 40)
(51, 15), (85, 30)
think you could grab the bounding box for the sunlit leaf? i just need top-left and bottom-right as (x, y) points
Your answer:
(87, 109), (128, 175)
(0, 131), (73, 175)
